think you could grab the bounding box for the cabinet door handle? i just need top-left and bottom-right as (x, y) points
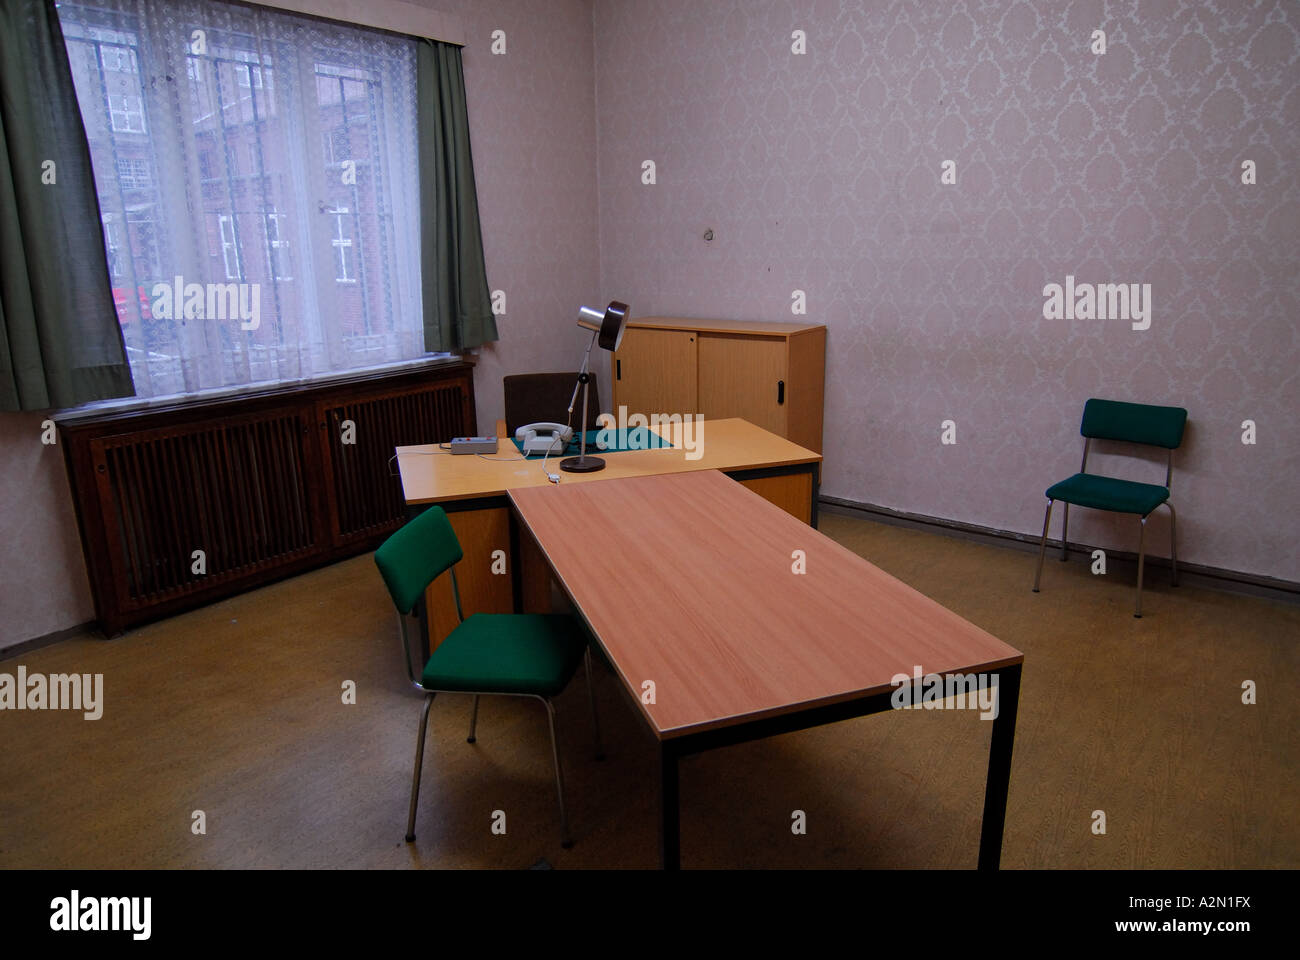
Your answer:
(777, 380), (785, 405)
(616, 359), (621, 380)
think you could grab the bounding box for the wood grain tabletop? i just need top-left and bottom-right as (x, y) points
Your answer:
(510, 469), (1023, 739)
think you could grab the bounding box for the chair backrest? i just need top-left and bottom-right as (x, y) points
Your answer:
(504, 372), (603, 435)
(1080, 398), (1187, 450)
(373, 505), (463, 616)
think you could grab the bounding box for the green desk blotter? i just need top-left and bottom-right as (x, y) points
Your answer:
(513, 427), (674, 459)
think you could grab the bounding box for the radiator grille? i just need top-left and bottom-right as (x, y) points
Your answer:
(323, 380), (466, 539)
(98, 412), (316, 605)
(63, 365), (475, 634)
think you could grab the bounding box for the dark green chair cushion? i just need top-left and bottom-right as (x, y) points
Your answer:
(374, 506), (463, 615)
(1046, 473), (1170, 517)
(1080, 398), (1187, 449)
(421, 614), (587, 697)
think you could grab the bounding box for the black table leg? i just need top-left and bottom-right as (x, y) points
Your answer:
(978, 663), (1021, 870)
(659, 743), (680, 870)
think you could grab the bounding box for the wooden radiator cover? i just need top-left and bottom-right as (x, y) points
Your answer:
(59, 362), (475, 636)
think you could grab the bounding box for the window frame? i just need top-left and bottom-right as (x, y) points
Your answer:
(58, 0), (452, 408)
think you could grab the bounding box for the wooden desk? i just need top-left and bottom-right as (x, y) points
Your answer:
(509, 470), (1024, 869)
(396, 418), (821, 650)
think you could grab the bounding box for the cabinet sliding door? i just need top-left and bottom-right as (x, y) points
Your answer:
(697, 334), (787, 435)
(611, 328), (698, 419)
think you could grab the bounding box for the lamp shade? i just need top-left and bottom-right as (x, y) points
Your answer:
(576, 301), (630, 352)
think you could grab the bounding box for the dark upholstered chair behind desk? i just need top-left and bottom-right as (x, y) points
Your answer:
(503, 372), (604, 435)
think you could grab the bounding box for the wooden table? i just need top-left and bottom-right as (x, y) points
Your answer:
(509, 469), (1025, 869)
(396, 418), (822, 651)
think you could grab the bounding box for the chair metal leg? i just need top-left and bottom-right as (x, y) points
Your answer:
(541, 697), (572, 849)
(1166, 502), (1179, 587)
(1032, 500), (1054, 592)
(1134, 516), (1148, 619)
(405, 693), (435, 843)
(467, 694), (480, 743)
(1059, 503), (1070, 561)
(585, 648), (605, 762)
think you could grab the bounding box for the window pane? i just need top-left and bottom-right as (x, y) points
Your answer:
(58, 0), (428, 400)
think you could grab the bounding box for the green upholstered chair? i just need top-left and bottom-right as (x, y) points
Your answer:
(1032, 398), (1188, 618)
(374, 505), (602, 848)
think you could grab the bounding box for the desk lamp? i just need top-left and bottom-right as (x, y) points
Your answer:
(561, 300), (629, 473)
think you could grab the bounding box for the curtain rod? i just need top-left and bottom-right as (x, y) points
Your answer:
(250, 0), (465, 46)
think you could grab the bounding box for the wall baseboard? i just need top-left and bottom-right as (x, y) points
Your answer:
(819, 495), (1300, 605)
(0, 622), (98, 662)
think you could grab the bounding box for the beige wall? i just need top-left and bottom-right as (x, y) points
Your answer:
(423, 0), (602, 433)
(0, 413), (96, 646)
(0, 0), (600, 649)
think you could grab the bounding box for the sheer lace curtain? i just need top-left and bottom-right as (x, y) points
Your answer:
(57, 0), (424, 400)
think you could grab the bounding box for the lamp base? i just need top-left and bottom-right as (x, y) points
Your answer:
(559, 454), (605, 473)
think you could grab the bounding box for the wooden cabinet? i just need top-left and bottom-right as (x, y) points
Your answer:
(611, 327), (698, 418)
(611, 317), (825, 452)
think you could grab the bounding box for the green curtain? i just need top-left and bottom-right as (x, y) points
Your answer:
(417, 39), (497, 353)
(0, 0), (134, 411)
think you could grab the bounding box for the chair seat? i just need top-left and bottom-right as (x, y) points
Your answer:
(421, 614), (587, 697)
(1045, 473), (1169, 517)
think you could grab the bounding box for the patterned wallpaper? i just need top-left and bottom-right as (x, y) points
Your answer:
(594, 0), (1300, 581)
(419, 0), (602, 430)
(0, 413), (97, 645)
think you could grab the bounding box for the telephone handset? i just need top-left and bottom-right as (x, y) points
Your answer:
(515, 422), (573, 456)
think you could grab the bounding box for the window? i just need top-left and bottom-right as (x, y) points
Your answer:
(107, 93), (146, 133)
(217, 214), (242, 280)
(115, 157), (151, 190)
(237, 64), (271, 90)
(263, 211), (292, 281)
(328, 206), (355, 283)
(99, 43), (136, 73)
(58, 0), (427, 400)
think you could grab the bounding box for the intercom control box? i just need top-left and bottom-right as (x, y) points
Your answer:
(449, 436), (499, 455)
